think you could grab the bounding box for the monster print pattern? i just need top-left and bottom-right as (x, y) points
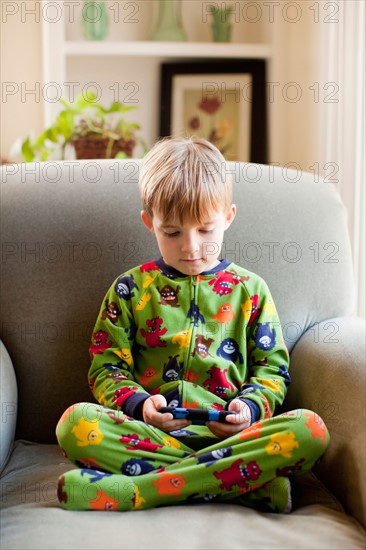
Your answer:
(56, 402), (329, 512)
(56, 257), (330, 513)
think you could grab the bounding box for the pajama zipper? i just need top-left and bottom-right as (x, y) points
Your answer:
(183, 275), (198, 404)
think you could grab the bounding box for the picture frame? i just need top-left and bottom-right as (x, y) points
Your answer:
(159, 60), (267, 163)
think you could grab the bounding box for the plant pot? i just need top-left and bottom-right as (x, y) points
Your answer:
(71, 136), (136, 159)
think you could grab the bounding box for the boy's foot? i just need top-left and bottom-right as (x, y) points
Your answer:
(231, 476), (292, 514)
(57, 468), (136, 511)
(276, 476), (292, 513)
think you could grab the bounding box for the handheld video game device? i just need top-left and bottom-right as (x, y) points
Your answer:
(158, 407), (238, 425)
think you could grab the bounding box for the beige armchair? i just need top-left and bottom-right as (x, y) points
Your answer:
(1, 160), (365, 549)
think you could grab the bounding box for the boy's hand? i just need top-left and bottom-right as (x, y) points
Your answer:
(207, 399), (251, 439)
(142, 395), (191, 432)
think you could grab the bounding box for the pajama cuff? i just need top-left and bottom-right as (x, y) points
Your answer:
(123, 393), (151, 420)
(242, 399), (261, 423)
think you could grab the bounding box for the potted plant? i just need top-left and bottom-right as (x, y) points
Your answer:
(20, 93), (146, 161)
(208, 4), (234, 42)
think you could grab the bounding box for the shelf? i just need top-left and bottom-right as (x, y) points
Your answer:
(64, 41), (272, 59)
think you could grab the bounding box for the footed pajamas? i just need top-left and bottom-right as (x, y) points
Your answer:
(56, 258), (330, 512)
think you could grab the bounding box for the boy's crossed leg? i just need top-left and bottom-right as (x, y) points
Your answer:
(56, 403), (329, 512)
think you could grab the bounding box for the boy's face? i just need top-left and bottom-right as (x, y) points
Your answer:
(141, 205), (236, 276)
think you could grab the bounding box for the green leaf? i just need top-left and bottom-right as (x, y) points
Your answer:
(21, 137), (35, 162)
(46, 127), (60, 142)
(40, 150), (50, 161)
(59, 97), (73, 110)
(106, 102), (137, 115)
(115, 120), (140, 136)
(115, 151), (129, 159)
(75, 92), (98, 111)
(56, 111), (75, 139)
(35, 128), (59, 146)
(34, 130), (48, 146)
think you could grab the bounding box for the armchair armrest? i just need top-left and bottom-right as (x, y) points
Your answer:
(0, 340), (18, 474)
(286, 317), (366, 528)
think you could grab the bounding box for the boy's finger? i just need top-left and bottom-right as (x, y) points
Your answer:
(153, 411), (173, 423)
(225, 413), (242, 423)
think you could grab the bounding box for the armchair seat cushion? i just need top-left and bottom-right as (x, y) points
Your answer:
(1, 441), (365, 550)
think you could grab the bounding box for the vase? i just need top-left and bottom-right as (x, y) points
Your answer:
(82, 1), (109, 41)
(211, 22), (232, 43)
(150, 0), (187, 41)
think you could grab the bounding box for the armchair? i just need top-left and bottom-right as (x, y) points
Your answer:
(1, 160), (365, 549)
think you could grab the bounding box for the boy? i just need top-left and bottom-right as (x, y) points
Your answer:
(56, 136), (329, 512)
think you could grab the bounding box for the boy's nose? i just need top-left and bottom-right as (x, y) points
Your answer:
(181, 233), (200, 253)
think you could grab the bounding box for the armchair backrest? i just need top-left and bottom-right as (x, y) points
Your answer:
(0, 160), (355, 443)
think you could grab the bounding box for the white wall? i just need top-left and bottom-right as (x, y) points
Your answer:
(0, 0), (44, 160)
(268, 0), (324, 172)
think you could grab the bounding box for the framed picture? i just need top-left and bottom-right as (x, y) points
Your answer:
(159, 60), (267, 163)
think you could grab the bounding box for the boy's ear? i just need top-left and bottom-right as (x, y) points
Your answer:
(141, 210), (155, 233)
(224, 204), (237, 229)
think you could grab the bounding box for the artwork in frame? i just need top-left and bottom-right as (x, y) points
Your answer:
(159, 60), (267, 163)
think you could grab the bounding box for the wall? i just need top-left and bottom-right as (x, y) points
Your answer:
(0, 0), (44, 160)
(268, 0), (324, 172)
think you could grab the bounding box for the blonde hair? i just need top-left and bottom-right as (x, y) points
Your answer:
(139, 136), (232, 224)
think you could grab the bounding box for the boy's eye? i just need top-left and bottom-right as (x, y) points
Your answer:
(162, 228), (214, 237)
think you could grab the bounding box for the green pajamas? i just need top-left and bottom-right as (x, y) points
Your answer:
(56, 258), (330, 512)
(56, 403), (329, 512)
